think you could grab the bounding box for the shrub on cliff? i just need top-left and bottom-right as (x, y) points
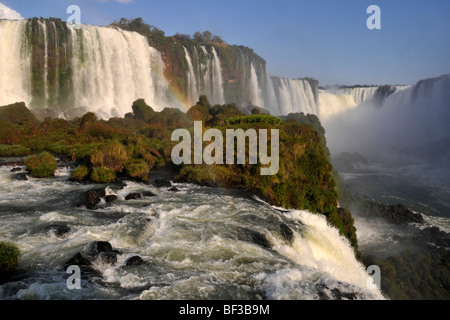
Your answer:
(225, 114), (283, 126)
(0, 241), (20, 280)
(132, 99), (155, 122)
(25, 152), (58, 178)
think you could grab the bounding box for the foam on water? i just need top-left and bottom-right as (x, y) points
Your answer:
(0, 166), (384, 300)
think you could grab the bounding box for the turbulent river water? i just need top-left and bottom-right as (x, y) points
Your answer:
(0, 164), (384, 300)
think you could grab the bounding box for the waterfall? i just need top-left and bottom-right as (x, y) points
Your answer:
(0, 20), (31, 107)
(323, 74), (450, 160)
(318, 85), (411, 119)
(248, 63), (263, 107)
(38, 21), (49, 103)
(343, 87), (379, 105)
(69, 25), (175, 118)
(211, 47), (225, 104)
(272, 77), (318, 115)
(1, 19), (443, 123)
(183, 46), (198, 106)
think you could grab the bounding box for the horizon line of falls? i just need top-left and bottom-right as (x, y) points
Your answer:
(0, 19), (445, 122)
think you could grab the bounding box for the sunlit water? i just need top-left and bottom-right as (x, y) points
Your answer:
(0, 166), (383, 300)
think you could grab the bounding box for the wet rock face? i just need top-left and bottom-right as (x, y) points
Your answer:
(239, 228), (272, 249)
(12, 172), (28, 181)
(153, 179), (172, 188)
(125, 193), (141, 200)
(105, 195), (117, 203)
(125, 256), (144, 267)
(83, 190), (102, 209)
(45, 224), (71, 238)
(99, 252), (118, 266)
(280, 223), (295, 244)
(64, 252), (92, 269)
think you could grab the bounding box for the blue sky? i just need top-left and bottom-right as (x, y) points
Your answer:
(1, 0), (449, 86)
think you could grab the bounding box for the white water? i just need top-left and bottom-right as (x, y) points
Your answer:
(183, 46), (199, 106)
(0, 20), (31, 107)
(0, 166), (384, 300)
(39, 21), (49, 103)
(318, 85), (411, 120)
(70, 25), (178, 118)
(0, 19), (443, 125)
(211, 47), (225, 105)
(248, 63), (263, 107)
(273, 78), (318, 115)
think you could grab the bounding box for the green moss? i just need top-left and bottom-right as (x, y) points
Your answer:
(0, 241), (20, 276)
(225, 114), (283, 126)
(90, 167), (116, 183)
(90, 140), (128, 172)
(25, 151), (58, 178)
(0, 145), (31, 157)
(70, 165), (89, 182)
(126, 160), (150, 181)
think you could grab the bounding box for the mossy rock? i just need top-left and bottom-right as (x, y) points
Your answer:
(90, 167), (116, 183)
(0, 241), (20, 281)
(0, 144), (31, 157)
(126, 160), (150, 182)
(25, 152), (58, 178)
(70, 165), (90, 182)
(90, 141), (128, 172)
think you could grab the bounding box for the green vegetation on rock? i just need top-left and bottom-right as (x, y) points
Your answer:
(0, 98), (359, 257)
(365, 248), (450, 300)
(126, 160), (150, 182)
(90, 167), (116, 183)
(0, 144), (31, 157)
(70, 165), (90, 182)
(0, 241), (20, 281)
(25, 151), (58, 178)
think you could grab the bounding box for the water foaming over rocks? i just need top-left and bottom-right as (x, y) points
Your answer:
(0, 166), (384, 300)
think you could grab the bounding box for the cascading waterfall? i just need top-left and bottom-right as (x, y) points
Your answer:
(69, 25), (175, 118)
(318, 85), (411, 119)
(272, 77), (319, 115)
(248, 63), (263, 107)
(183, 44), (317, 115)
(343, 87), (379, 105)
(0, 19), (443, 122)
(0, 19), (31, 107)
(211, 47), (225, 104)
(183, 46), (199, 106)
(38, 21), (49, 102)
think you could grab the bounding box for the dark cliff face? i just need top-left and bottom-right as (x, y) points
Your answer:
(27, 18), (74, 111)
